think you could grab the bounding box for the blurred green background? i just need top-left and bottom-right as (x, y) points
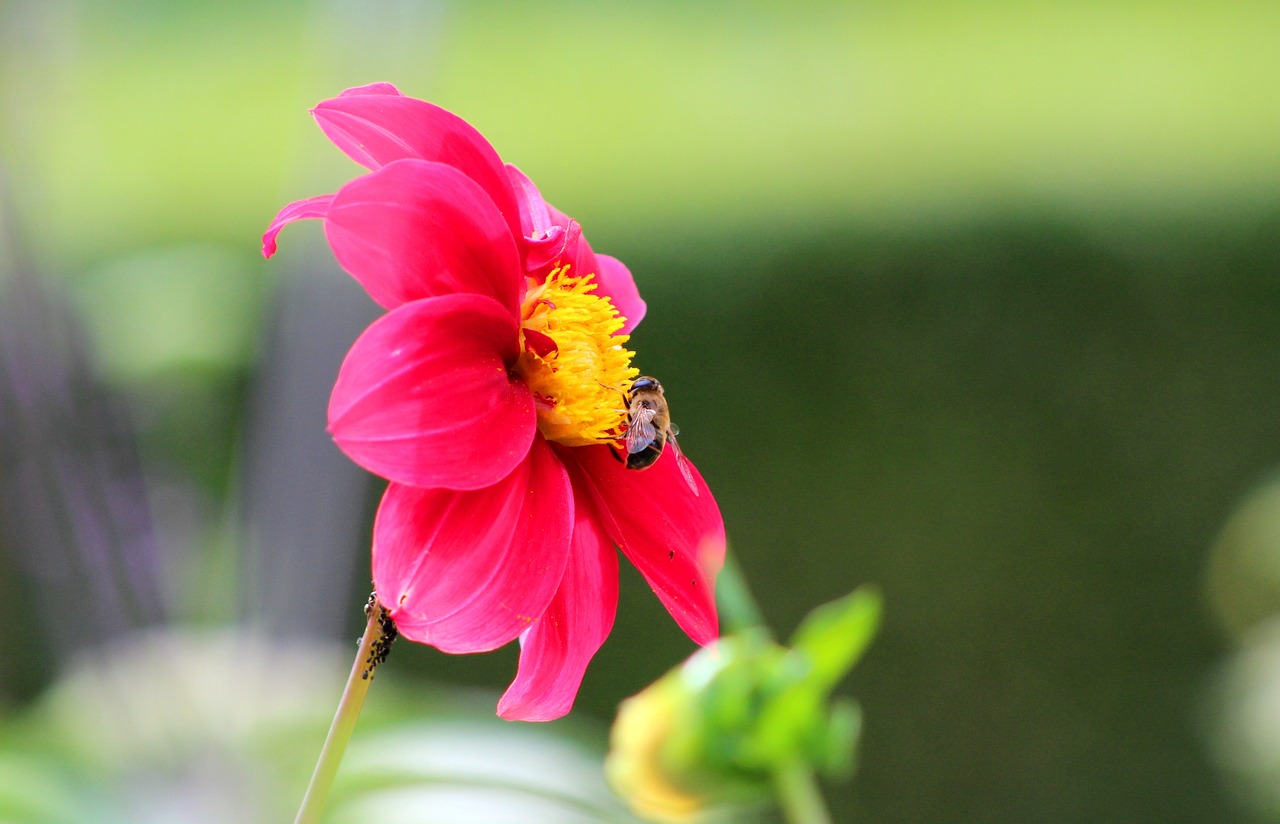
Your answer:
(2, 1), (1280, 822)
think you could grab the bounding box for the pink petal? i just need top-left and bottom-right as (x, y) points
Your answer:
(325, 159), (522, 315)
(312, 86), (521, 241)
(373, 437), (573, 653)
(568, 445), (725, 645)
(522, 328), (558, 358)
(337, 82), (402, 98)
(328, 294), (534, 491)
(504, 165), (646, 332)
(506, 164), (553, 239)
(261, 193), (334, 258)
(505, 164), (582, 274)
(593, 252), (646, 334)
(498, 497), (619, 721)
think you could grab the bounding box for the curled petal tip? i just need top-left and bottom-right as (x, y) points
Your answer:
(261, 193), (334, 262)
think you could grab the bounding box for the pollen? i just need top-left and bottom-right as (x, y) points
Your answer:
(516, 265), (638, 447)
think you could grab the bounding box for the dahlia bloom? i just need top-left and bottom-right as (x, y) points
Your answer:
(263, 83), (725, 721)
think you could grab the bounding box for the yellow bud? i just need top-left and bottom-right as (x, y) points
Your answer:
(605, 673), (708, 823)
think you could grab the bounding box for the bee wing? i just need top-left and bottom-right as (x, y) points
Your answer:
(625, 408), (658, 454)
(666, 433), (700, 497)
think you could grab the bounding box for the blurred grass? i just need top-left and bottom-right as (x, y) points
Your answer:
(1, 1), (1277, 272)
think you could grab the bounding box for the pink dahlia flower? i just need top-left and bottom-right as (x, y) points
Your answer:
(263, 83), (725, 721)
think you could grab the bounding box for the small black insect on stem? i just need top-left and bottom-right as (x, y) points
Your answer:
(361, 592), (398, 680)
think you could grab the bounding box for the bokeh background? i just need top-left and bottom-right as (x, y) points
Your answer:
(2, 1), (1280, 822)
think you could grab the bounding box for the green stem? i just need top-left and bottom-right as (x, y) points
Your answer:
(294, 597), (396, 824)
(774, 758), (833, 824)
(715, 549), (770, 636)
(718, 554), (835, 823)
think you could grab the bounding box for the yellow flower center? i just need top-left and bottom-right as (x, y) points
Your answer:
(515, 264), (638, 447)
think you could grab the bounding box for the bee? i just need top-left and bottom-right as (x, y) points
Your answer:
(623, 376), (699, 495)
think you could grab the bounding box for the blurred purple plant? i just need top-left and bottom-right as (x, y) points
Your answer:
(236, 250), (379, 640)
(0, 199), (168, 677)
(0, 168), (380, 701)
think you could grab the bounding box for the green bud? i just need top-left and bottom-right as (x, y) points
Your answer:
(606, 587), (881, 821)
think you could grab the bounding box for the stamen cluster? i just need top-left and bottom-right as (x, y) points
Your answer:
(518, 266), (638, 447)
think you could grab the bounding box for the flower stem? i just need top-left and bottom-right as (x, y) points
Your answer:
(718, 554), (836, 824)
(294, 596), (397, 824)
(715, 550), (770, 636)
(774, 758), (833, 824)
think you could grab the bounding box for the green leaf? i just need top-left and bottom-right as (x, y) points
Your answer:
(809, 699), (862, 778)
(788, 586), (882, 691)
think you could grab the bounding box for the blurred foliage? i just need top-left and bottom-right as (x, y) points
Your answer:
(0, 1), (1277, 270)
(614, 215), (1280, 823)
(1205, 476), (1280, 821)
(0, 629), (642, 824)
(1208, 616), (1280, 821)
(1208, 476), (1280, 640)
(606, 587), (880, 822)
(1, 2), (1279, 823)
